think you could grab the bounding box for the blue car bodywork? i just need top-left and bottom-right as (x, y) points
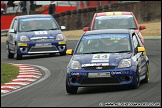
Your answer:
(6, 14), (67, 60)
(66, 29), (150, 94)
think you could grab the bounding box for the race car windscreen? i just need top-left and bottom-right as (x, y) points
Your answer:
(75, 33), (131, 54)
(93, 15), (137, 30)
(19, 17), (59, 32)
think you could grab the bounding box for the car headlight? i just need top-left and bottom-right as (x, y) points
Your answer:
(70, 61), (81, 70)
(20, 36), (30, 42)
(56, 34), (66, 41)
(118, 59), (131, 68)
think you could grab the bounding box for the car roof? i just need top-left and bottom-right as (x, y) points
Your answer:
(15, 14), (53, 19)
(84, 29), (134, 36)
(96, 11), (133, 17)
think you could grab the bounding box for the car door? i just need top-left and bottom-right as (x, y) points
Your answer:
(132, 33), (147, 77)
(7, 18), (18, 51)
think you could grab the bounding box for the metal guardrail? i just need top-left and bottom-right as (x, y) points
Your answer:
(1, 29), (8, 36)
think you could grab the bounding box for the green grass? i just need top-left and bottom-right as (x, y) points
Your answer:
(1, 63), (19, 84)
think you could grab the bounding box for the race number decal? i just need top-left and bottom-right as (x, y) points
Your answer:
(92, 54), (110, 62)
(34, 31), (48, 35)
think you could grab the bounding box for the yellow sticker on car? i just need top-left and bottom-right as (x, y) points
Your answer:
(109, 38), (121, 40)
(106, 12), (113, 16)
(59, 41), (66, 44)
(18, 43), (27, 46)
(106, 12), (122, 16)
(114, 12), (122, 15)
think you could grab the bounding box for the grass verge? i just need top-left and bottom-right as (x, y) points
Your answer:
(1, 63), (19, 84)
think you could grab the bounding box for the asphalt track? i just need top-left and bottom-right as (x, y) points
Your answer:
(1, 38), (161, 107)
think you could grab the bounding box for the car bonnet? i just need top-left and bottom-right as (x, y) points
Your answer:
(72, 53), (132, 67)
(17, 30), (62, 38)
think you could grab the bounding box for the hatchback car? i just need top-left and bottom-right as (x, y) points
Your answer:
(66, 29), (150, 94)
(6, 14), (67, 60)
(83, 11), (146, 45)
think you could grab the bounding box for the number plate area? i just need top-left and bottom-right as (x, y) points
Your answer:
(88, 72), (110, 78)
(35, 43), (52, 47)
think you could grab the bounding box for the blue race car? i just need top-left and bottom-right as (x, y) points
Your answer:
(6, 14), (67, 60)
(66, 29), (150, 94)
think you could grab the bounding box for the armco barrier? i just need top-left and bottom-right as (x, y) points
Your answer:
(1, 29), (8, 36)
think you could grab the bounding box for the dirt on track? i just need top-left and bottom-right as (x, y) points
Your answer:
(1, 20), (161, 42)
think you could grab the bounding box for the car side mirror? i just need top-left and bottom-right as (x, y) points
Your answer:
(139, 25), (146, 30)
(9, 29), (16, 33)
(60, 26), (66, 30)
(66, 49), (73, 55)
(138, 47), (145, 52)
(83, 27), (90, 32)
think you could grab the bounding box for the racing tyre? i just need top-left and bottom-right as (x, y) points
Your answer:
(66, 81), (78, 94)
(14, 44), (22, 60)
(129, 68), (140, 89)
(142, 64), (150, 83)
(6, 44), (14, 59)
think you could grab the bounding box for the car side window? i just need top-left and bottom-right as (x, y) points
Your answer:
(76, 41), (84, 53)
(135, 32), (143, 47)
(12, 19), (18, 31)
(132, 34), (139, 53)
(76, 40), (89, 53)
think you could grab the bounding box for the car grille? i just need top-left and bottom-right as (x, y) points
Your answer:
(81, 77), (120, 85)
(83, 66), (115, 70)
(31, 39), (54, 42)
(29, 46), (58, 52)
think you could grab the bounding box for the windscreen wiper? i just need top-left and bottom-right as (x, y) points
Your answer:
(129, 28), (137, 29)
(27, 28), (59, 31)
(20, 29), (52, 32)
(83, 51), (115, 54)
(27, 29), (48, 31)
(114, 50), (131, 53)
(48, 28), (59, 30)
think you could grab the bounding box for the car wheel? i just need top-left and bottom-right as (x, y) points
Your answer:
(14, 44), (22, 60)
(142, 64), (150, 83)
(130, 68), (140, 89)
(66, 80), (78, 94)
(6, 44), (14, 59)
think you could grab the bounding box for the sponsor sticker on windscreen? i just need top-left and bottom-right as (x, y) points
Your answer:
(20, 18), (53, 21)
(82, 34), (129, 40)
(96, 15), (133, 20)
